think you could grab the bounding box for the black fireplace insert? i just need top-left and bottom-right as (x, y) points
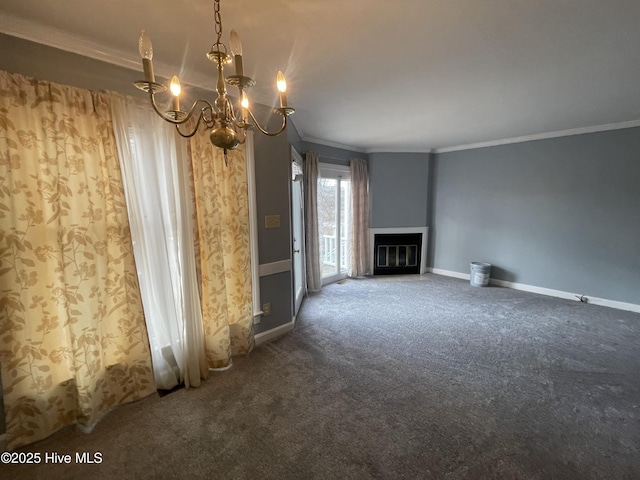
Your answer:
(373, 233), (422, 275)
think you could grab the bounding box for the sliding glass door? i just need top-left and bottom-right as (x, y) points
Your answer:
(318, 164), (351, 285)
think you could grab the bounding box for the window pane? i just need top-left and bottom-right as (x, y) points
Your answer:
(318, 177), (338, 278)
(340, 179), (351, 274)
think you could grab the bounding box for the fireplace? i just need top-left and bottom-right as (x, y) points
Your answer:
(369, 227), (429, 275)
(369, 228), (428, 276)
(374, 233), (421, 275)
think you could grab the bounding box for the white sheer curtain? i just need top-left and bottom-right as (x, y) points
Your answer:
(110, 94), (207, 389)
(303, 152), (322, 292)
(349, 158), (371, 277)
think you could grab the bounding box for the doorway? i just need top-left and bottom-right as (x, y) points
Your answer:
(318, 164), (351, 285)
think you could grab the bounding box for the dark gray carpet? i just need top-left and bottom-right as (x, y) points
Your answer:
(2, 274), (639, 479)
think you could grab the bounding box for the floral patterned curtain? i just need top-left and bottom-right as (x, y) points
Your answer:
(188, 134), (254, 368)
(303, 152), (322, 292)
(0, 71), (155, 450)
(349, 158), (371, 277)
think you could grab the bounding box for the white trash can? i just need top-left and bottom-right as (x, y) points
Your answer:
(470, 262), (491, 287)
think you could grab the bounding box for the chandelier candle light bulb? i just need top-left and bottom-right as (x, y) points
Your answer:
(241, 91), (249, 122)
(229, 29), (243, 77)
(138, 30), (155, 82)
(170, 76), (181, 111)
(277, 71), (287, 108)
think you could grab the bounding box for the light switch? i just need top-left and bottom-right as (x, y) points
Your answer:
(265, 215), (281, 229)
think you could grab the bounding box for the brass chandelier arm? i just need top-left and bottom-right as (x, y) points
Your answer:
(148, 89), (215, 126)
(246, 109), (288, 137)
(175, 114), (204, 138)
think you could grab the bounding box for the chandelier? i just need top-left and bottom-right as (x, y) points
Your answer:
(134, 0), (294, 160)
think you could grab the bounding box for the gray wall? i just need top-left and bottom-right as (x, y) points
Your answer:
(253, 110), (294, 334)
(287, 121), (304, 158)
(369, 152), (430, 228)
(258, 272), (293, 333)
(432, 128), (640, 305)
(253, 112), (293, 266)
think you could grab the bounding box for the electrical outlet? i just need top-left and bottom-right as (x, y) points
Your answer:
(262, 302), (271, 315)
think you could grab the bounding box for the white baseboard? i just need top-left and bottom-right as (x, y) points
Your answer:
(255, 318), (295, 346)
(428, 268), (640, 314)
(430, 268), (470, 280)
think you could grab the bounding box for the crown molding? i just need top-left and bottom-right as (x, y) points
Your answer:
(0, 16), (280, 108)
(294, 120), (640, 157)
(300, 135), (433, 155)
(434, 120), (640, 154)
(0, 14), (141, 72)
(300, 135), (368, 154)
(1, 16), (211, 88)
(366, 148), (434, 154)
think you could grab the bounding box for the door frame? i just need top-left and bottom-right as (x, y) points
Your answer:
(291, 147), (306, 316)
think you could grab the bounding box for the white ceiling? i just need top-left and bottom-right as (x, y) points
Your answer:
(1, 0), (640, 152)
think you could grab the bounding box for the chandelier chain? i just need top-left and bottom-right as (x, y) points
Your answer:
(214, 0), (223, 45)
